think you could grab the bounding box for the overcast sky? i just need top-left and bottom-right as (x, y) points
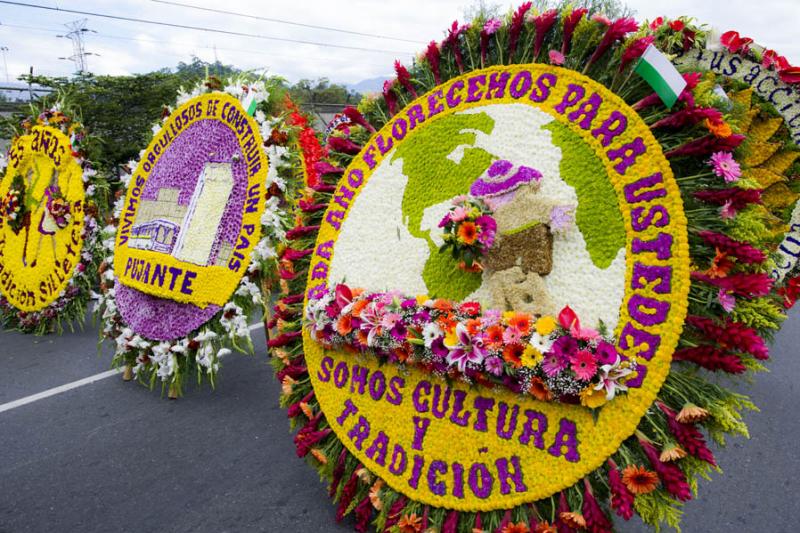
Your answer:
(0, 0), (798, 86)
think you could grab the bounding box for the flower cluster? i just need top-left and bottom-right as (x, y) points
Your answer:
(437, 196), (496, 271)
(306, 284), (633, 406)
(44, 186), (72, 229)
(0, 176), (26, 233)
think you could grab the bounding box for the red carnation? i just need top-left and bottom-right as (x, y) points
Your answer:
(778, 276), (800, 309)
(607, 460), (635, 520)
(508, 2), (532, 62)
(620, 35), (655, 71)
(640, 439), (693, 501)
(697, 231), (765, 264)
(658, 403), (717, 466)
(394, 60), (418, 98)
(424, 41), (442, 85)
(533, 9), (559, 59)
(669, 19), (685, 31)
(561, 7), (588, 55)
(582, 479), (613, 533)
(673, 345), (746, 373)
(586, 17), (639, 69)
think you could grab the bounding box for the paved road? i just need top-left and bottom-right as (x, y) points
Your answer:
(1, 309), (798, 532)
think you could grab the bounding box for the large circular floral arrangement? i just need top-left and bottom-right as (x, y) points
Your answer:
(96, 77), (300, 396)
(269, 5), (796, 532)
(0, 100), (108, 334)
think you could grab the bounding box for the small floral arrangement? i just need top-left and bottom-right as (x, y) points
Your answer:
(305, 284), (632, 406)
(0, 175), (27, 233)
(44, 186), (72, 230)
(437, 195), (496, 271)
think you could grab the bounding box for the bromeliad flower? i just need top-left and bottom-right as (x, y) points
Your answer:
(709, 151), (742, 182)
(445, 322), (487, 372)
(594, 355), (634, 400)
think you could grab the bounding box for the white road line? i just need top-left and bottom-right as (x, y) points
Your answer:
(0, 322), (265, 414)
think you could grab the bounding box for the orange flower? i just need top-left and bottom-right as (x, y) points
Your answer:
(704, 248), (734, 279)
(351, 299), (369, 317)
(484, 325), (505, 349)
(458, 260), (483, 272)
(397, 513), (424, 533)
(336, 315), (353, 335)
(299, 401), (314, 418)
(534, 522), (557, 533)
(369, 480), (384, 510)
(465, 318), (482, 336)
(310, 448), (327, 464)
(705, 117), (732, 138)
(622, 465), (660, 494)
(501, 522), (530, 533)
(507, 312), (533, 335)
(457, 221), (478, 244)
(559, 512), (586, 529)
(528, 376), (553, 402)
(676, 402), (710, 423)
(433, 299), (454, 311)
(394, 345), (412, 363)
(659, 443), (688, 462)
(437, 312), (457, 332)
(503, 343), (525, 368)
(356, 330), (370, 346)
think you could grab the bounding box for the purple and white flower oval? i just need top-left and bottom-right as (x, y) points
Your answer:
(469, 159), (542, 209)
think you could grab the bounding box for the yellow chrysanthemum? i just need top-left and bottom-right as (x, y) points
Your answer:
(580, 386), (607, 409)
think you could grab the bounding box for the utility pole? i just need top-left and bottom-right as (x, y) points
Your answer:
(0, 46), (9, 82)
(57, 19), (97, 74)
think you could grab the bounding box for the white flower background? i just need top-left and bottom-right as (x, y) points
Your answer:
(329, 104), (627, 330)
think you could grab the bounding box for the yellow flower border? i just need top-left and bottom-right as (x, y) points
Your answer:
(0, 126), (86, 312)
(303, 64), (691, 511)
(112, 93), (268, 309)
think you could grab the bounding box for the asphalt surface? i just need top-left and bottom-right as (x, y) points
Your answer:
(1, 309), (799, 533)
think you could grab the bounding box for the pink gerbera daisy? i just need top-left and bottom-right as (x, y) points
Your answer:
(709, 151), (742, 182)
(571, 350), (598, 381)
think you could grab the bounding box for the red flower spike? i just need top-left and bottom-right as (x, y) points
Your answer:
(555, 492), (572, 533)
(586, 17), (639, 69)
(640, 440), (693, 501)
(445, 21), (467, 73)
(335, 470), (360, 522)
(533, 9), (559, 59)
(686, 316), (769, 360)
(697, 231), (765, 264)
(658, 403), (717, 466)
(286, 225), (321, 240)
(650, 106), (723, 129)
(328, 136), (362, 155)
(673, 346), (747, 373)
(442, 510), (459, 533)
(607, 460), (635, 520)
(329, 449), (348, 497)
(665, 134), (746, 158)
(342, 106), (376, 133)
(508, 2), (532, 62)
(498, 509), (513, 531)
(620, 35), (655, 71)
(692, 271), (773, 298)
(394, 60), (418, 98)
(561, 8), (588, 55)
(424, 41), (442, 85)
(383, 496), (408, 531)
(267, 330), (303, 348)
(354, 494), (374, 532)
(383, 80), (399, 116)
(582, 479), (613, 533)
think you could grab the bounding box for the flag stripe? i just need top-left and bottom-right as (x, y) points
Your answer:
(635, 44), (687, 109)
(636, 59), (680, 108)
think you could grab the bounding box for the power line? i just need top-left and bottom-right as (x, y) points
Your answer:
(0, 20), (394, 69)
(0, 1), (415, 55)
(151, 0), (424, 45)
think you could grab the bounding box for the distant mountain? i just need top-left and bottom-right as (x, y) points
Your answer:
(345, 76), (388, 95)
